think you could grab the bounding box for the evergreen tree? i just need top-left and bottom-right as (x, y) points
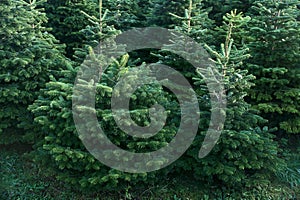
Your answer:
(149, 0), (191, 28)
(103, 0), (151, 30)
(246, 0), (300, 136)
(0, 0), (70, 144)
(203, 0), (255, 25)
(43, 0), (98, 58)
(153, 0), (214, 81)
(44, 0), (151, 58)
(200, 0), (255, 48)
(30, 1), (180, 189)
(169, 0), (214, 42)
(152, 2), (282, 185)
(189, 10), (283, 186)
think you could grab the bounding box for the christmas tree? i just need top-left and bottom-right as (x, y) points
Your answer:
(43, 0), (98, 58)
(190, 10), (282, 186)
(102, 0), (151, 30)
(149, 0), (191, 28)
(30, 0), (181, 189)
(246, 0), (300, 136)
(151, 1), (282, 186)
(203, 0), (255, 25)
(0, 0), (71, 144)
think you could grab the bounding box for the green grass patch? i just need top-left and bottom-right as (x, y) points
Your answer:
(0, 146), (299, 200)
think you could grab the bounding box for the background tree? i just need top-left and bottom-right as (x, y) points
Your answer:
(0, 0), (70, 144)
(202, 0), (255, 25)
(103, 0), (151, 30)
(149, 0), (191, 28)
(43, 0), (98, 58)
(153, 0), (214, 81)
(44, 0), (152, 59)
(245, 0), (300, 138)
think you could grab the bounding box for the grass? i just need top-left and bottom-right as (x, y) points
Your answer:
(0, 145), (299, 200)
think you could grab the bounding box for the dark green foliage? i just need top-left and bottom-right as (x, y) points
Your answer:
(153, 6), (283, 187)
(153, 0), (214, 81)
(203, 0), (255, 25)
(44, 0), (151, 58)
(29, 7), (182, 189)
(30, 54), (180, 189)
(102, 0), (151, 30)
(189, 11), (283, 186)
(246, 0), (300, 135)
(276, 149), (300, 188)
(43, 0), (98, 58)
(1, 0), (298, 194)
(0, 0), (70, 144)
(149, 0), (191, 28)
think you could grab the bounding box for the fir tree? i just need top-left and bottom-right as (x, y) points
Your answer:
(30, 0), (180, 189)
(0, 0), (70, 144)
(190, 10), (282, 186)
(203, 0), (255, 25)
(246, 0), (300, 136)
(103, 0), (151, 30)
(169, 0), (214, 42)
(44, 0), (150, 58)
(43, 0), (98, 58)
(152, 2), (282, 185)
(149, 0), (191, 28)
(153, 0), (214, 81)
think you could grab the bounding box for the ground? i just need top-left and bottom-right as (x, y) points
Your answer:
(0, 144), (299, 200)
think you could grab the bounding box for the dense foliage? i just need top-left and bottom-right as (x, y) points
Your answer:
(42, 0), (98, 58)
(0, 0), (71, 144)
(1, 0), (299, 196)
(245, 0), (300, 136)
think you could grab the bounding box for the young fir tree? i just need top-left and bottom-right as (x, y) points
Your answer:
(190, 10), (282, 186)
(169, 0), (214, 42)
(102, 0), (151, 30)
(149, 0), (191, 28)
(43, 0), (98, 58)
(44, 0), (150, 59)
(153, 0), (214, 81)
(151, 0), (281, 185)
(30, 0), (180, 189)
(163, 9), (282, 186)
(202, 0), (255, 25)
(0, 0), (70, 144)
(246, 0), (300, 137)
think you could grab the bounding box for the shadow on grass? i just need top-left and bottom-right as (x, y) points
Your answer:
(0, 144), (299, 200)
